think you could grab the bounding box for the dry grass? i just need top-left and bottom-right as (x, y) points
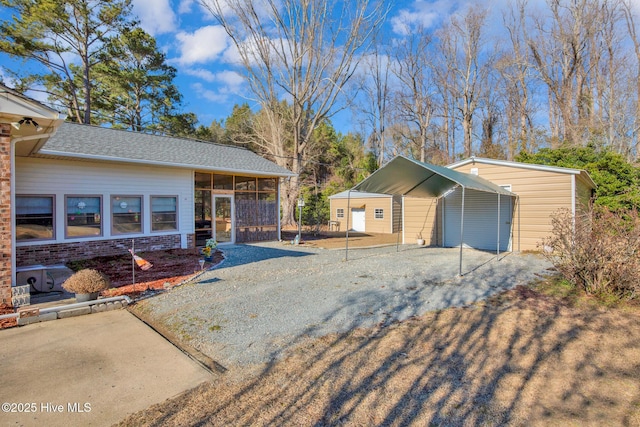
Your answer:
(118, 283), (640, 426)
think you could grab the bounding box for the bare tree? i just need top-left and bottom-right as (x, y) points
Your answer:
(436, 7), (492, 158)
(201, 0), (386, 225)
(355, 41), (391, 167)
(523, 0), (597, 146)
(623, 0), (640, 158)
(391, 28), (441, 163)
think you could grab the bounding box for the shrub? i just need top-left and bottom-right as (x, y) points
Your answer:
(541, 207), (640, 300)
(62, 269), (112, 294)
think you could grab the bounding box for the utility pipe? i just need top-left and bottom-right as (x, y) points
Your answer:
(0, 295), (132, 320)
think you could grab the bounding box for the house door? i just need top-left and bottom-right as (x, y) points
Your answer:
(213, 195), (234, 244)
(351, 208), (366, 232)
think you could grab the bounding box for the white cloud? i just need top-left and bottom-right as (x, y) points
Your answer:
(176, 25), (229, 65)
(185, 68), (244, 89)
(132, 0), (177, 35)
(178, 0), (195, 14)
(391, 0), (457, 35)
(184, 68), (217, 82)
(191, 82), (229, 103)
(215, 70), (244, 87)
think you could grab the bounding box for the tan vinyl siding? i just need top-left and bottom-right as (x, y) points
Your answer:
(451, 163), (574, 250)
(330, 196), (395, 233)
(403, 196), (438, 245)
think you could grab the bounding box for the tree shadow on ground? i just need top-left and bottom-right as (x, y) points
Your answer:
(119, 264), (640, 426)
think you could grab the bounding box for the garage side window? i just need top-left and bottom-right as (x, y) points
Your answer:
(112, 196), (142, 235)
(16, 195), (55, 241)
(66, 195), (102, 237)
(374, 208), (384, 219)
(336, 208), (344, 219)
(151, 196), (178, 231)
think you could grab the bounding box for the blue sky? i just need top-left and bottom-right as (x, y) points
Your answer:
(0, 0), (514, 131)
(131, 0), (482, 131)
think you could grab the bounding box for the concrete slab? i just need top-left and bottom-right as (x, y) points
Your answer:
(0, 309), (213, 426)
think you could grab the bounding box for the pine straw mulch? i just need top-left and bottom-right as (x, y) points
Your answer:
(117, 283), (640, 426)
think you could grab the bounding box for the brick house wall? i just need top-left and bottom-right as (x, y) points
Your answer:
(0, 123), (12, 305)
(16, 233), (196, 267)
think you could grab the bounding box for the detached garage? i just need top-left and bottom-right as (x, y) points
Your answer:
(448, 157), (596, 251)
(328, 191), (401, 233)
(351, 156), (516, 274)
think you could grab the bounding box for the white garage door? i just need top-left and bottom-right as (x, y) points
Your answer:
(444, 188), (512, 251)
(351, 208), (366, 232)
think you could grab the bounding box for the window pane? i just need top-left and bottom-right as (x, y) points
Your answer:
(258, 178), (276, 191)
(235, 176), (256, 191)
(195, 190), (212, 230)
(195, 172), (212, 189)
(16, 196), (54, 241)
(66, 196), (101, 237)
(112, 196), (142, 234)
(213, 174), (233, 190)
(152, 196), (177, 231)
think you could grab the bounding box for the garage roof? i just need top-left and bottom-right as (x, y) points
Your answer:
(352, 156), (514, 197)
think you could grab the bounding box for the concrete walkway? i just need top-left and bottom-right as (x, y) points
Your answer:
(0, 309), (213, 427)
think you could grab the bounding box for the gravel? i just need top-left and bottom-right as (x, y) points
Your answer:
(138, 242), (553, 368)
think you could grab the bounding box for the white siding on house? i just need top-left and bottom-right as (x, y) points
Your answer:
(16, 157), (193, 246)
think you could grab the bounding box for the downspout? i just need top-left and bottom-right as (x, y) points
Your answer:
(571, 174), (576, 232)
(10, 126), (61, 286)
(497, 193), (501, 259)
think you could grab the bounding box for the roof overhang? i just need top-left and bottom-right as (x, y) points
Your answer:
(352, 156), (515, 198)
(0, 84), (66, 155)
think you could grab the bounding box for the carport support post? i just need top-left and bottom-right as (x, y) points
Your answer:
(345, 190), (352, 261)
(459, 186), (465, 276)
(497, 193), (501, 258)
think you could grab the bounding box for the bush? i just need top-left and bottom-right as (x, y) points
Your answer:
(62, 269), (112, 294)
(541, 207), (640, 300)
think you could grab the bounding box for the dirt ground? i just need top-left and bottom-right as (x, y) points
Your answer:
(282, 230), (403, 249)
(118, 283), (640, 426)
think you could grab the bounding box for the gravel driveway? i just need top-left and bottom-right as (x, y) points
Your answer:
(137, 242), (552, 369)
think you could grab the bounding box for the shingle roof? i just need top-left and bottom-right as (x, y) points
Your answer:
(36, 122), (295, 177)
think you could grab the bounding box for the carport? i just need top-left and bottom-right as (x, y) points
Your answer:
(345, 156), (518, 275)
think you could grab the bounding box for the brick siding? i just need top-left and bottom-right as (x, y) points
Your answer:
(0, 123), (12, 305)
(16, 234), (183, 267)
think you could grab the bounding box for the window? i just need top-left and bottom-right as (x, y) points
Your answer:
(336, 208), (344, 219)
(16, 195), (55, 241)
(235, 176), (256, 191)
(66, 196), (102, 237)
(111, 196), (142, 234)
(195, 172), (212, 189)
(213, 174), (233, 190)
(374, 208), (384, 219)
(152, 196), (178, 231)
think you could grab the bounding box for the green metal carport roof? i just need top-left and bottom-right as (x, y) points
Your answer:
(352, 156), (514, 197)
(347, 156), (517, 275)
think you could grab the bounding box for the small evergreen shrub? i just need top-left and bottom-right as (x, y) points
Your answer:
(62, 269), (112, 294)
(541, 207), (640, 301)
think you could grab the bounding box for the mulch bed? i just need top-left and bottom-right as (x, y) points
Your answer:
(68, 248), (225, 298)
